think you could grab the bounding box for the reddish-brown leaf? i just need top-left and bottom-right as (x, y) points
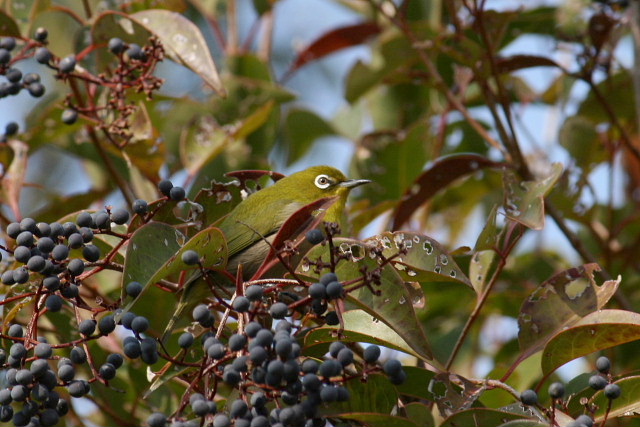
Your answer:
(285, 22), (381, 78)
(495, 54), (559, 75)
(251, 196), (336, 279)
(224, 169), (286, 183)
(224, 169), (285, 187)
(392, 154), (505, 230)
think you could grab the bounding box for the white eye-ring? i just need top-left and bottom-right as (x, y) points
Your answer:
(314, 174), (332, 189)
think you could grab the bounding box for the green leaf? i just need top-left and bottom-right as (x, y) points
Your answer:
(440, 408), (532, 427)
(123, 102), (166, 182)
(284, 109), (336, 163)
(396, 366), (437, 401)
(192, 179), (244, 228)
(540, 73), (577, 104)
(431, 373), (484, 417)
(470, 205), (501, 293)
(123, 224), (227, 310)
(325, 374), (398, 415)
(469, 250), (497, 294)
(404, 402), (435, 427)
(345, 34), (417, 103)
(303, 310), (428, 360)
(29, 190), (112, 224)
(0, 10), (21, 36)
(559, 116), (604, 169)
(298, 238), (433, 361)
(498, 421), (548, 427)
(131, 9), (225, 96)
(578, 71), (635, 126)
(503, 163), (563, 230)
(592, 375), (640, 421)
(180, 101), (275, 177)
(146, 226), (226, 288)
(542, 309), (640, 376)
(91, 11), (153, 67)
(363, 231), (471, 288)
(474, 205), (500, 252)
(336, 414), (419, 427)
(121, 222), (184, 310)
(518, 264), (620, 361)
(353, 123), (429, 208)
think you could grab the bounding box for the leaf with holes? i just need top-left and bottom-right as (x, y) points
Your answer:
(431, 373), (484, 417)
(364, 231), (471, 287)
(518, 264), (620, 363)
(503, 163), (563, 230)
(297, 238), (433, 361)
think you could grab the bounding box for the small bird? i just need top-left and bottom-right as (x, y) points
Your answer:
(164, 165), (370, 338)
(218, 165), (370, 278)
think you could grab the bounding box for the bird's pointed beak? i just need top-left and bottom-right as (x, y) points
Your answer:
(340, 178), (371, 189)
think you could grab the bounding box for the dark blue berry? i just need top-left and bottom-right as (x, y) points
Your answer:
(58, 55), (76, 73)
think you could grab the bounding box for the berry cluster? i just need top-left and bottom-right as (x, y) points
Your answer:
(0, 192), (167, 424)
(1, 28), (164, 147)
(519, 356), (622, 426)
(152, 304), (404, 427)
(0, 321), (128, 426)
(0, 29), (49, 141)
(0, 179), (406, 427)
(1, 216), (105, 288)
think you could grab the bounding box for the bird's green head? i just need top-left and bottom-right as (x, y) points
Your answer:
(274, 165), (371, 222)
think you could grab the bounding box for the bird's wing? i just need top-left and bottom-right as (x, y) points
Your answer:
(222, 218), (278, 257)
(220, 198), (303, 258)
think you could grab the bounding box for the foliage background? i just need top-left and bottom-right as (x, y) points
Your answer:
(2, 0), (640, 426)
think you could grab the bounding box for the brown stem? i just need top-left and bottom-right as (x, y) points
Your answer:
(87, 126), (136, 206)
(446, 221), (524, 370)
(470, 4), (528, 173)
(371, 0), (506, 155)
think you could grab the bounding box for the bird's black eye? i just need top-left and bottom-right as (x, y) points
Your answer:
(314, 174), (332, 189)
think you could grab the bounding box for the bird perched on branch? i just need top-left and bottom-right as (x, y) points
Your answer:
(164, 165), (370, 339)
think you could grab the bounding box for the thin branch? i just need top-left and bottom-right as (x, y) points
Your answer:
(372, 0), (506, 156)
(446, 222), (524, 370)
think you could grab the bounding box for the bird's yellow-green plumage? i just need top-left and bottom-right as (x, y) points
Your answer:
(163, 165), (369, 339)
(217, 165), (370, 277)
